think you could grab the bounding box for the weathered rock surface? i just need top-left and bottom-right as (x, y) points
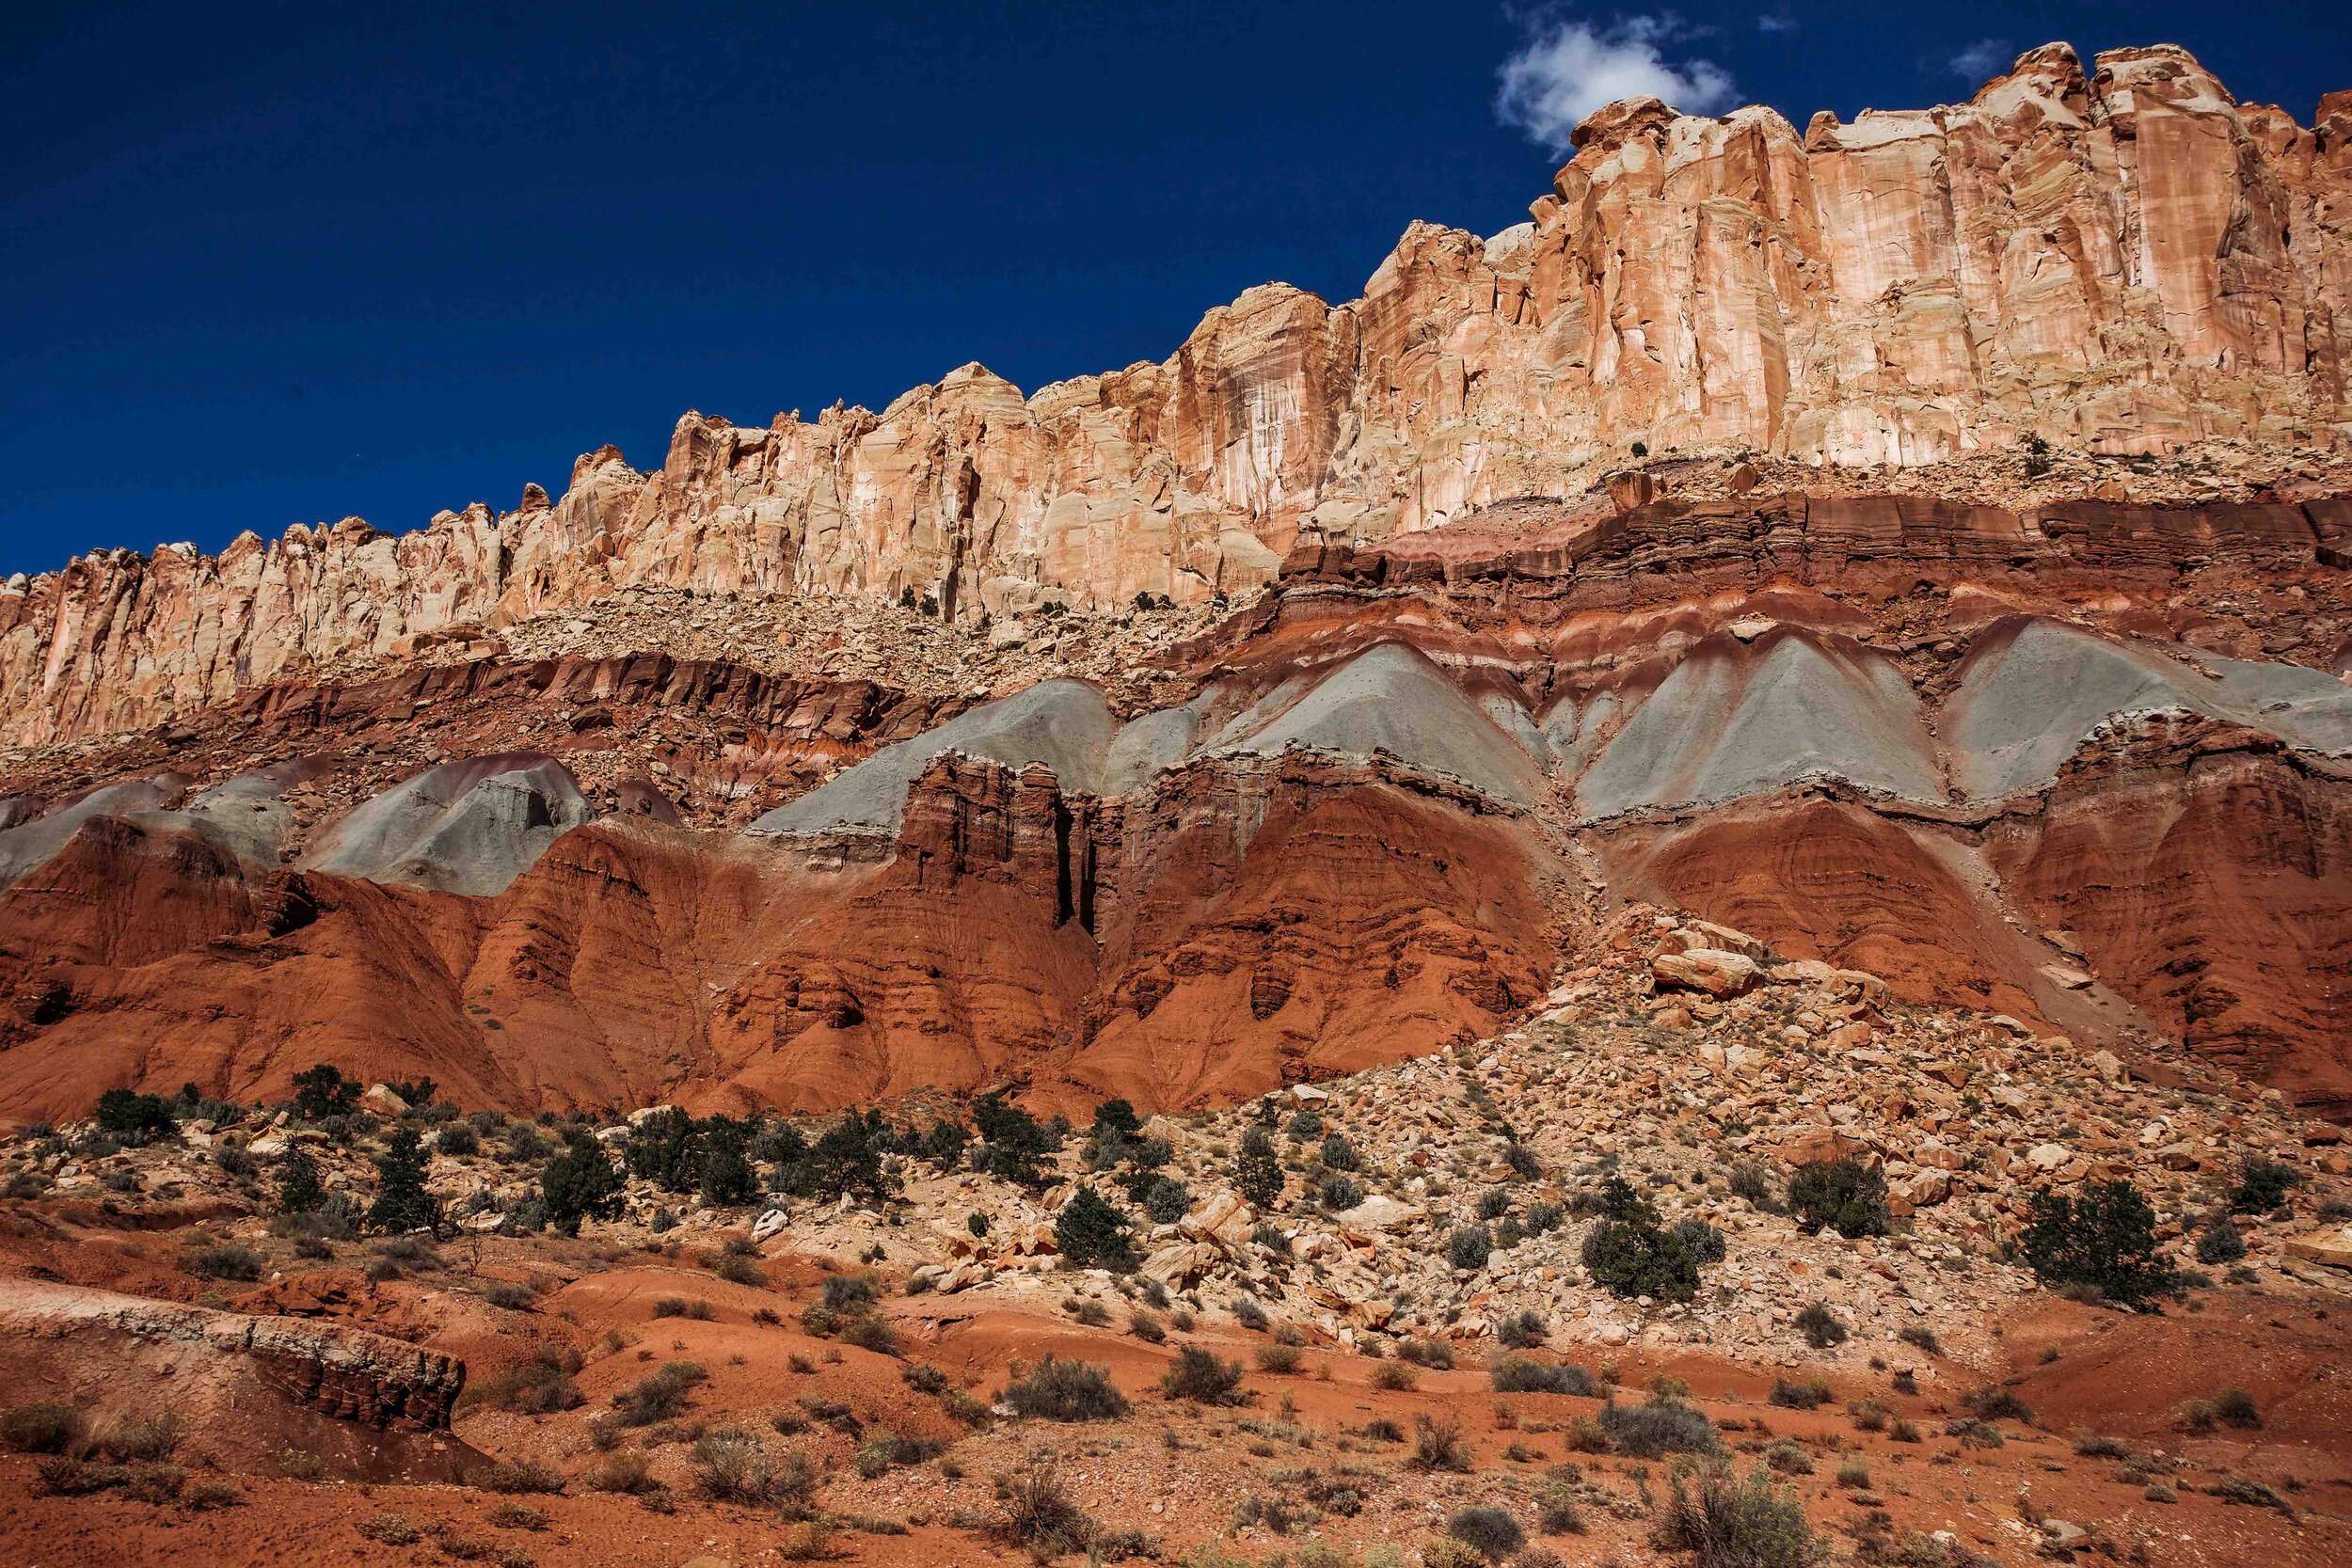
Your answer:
(0, 1276), (474, 1481)
(4, 43), (2347, 749)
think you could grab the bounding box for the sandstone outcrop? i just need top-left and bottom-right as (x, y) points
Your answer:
(0, 1276), (472, 1481)
(3, 43), (2347, 749)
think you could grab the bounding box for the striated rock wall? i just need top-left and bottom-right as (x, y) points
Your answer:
(3, 43), (2347, 749)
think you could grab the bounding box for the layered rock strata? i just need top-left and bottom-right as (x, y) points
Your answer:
(4, 43), (2347, 749)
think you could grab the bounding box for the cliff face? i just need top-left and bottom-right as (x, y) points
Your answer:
(3, 43), (2347, 750)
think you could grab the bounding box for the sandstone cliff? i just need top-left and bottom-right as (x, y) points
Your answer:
(4, 43), (2348, 748)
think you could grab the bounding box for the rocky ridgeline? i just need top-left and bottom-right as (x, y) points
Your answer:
(6, 42), (2349, 750)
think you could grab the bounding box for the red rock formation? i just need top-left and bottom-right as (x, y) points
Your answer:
(3, 44), (2346, 748)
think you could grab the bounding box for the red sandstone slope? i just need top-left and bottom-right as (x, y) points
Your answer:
(0, 756), (1563, 1123)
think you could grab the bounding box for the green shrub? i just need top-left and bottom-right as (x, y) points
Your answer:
(1581, 1217), (1702, 1301)
(1768, 1378), (1830, 1411)
(1318, 1176), (1363, 1212)
(1490, 1355), (1597, 1396)
(1447, 1224), (1493, 1271)
(1447, 1504), (1524, 1560)
(2230, 1157), (2303, 1214)
(95, 1088), (175, 1138)
(1399, 1337), (1455, 1370)
(1160, 1346), (1248, 1404)
(1143, 1177), (1191, 1225)
(2020, 1180), (2171, 1303)
(1003, 1356), (1129, 1421)
(1055, 1187), (1137, 1273)
(1794, 1303), (1847, 1350)
(1598, 1397), (1720, 1458)
(0, 1403), (85, 1454)
(184, 1243), (264, 1281)
(2196, 1213), (2247, 1265)
(1409, 1413), (1473, 1473)
(1788, 1159), (1889, 1238)
(613, 1361), (706, 1426)
(1656, 1460), (1815, 1568)
(467, 1458), (566, 1495)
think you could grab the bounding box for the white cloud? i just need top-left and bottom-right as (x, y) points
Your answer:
(1756, 13), (1798, 34)
(1496, 12), (1740, 154)
(1947, 38), (2012, 81)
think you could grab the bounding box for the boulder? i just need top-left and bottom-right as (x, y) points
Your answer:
(1651, 948), (1762, 998)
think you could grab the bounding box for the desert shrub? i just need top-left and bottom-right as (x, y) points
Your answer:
(2231, 1157), (2303, 1214)
(1524, 1201), (1564, 1234)
(1319, 1133), (1359, 1171)
(540, 1133), (624, 1236)
(1763, 1438), (1812, 1476)
(1448, 1504), (1524, 1561)
(1318, 1175), (1363, 1212)
(2216, 1388), (2263, 1429)
(1496, 1309), (1548, 1349)
(652, 1297), (714, 1321)
(1581, 1216), (1702, 1301)
(1371, 1361), (1418, 1391)
(1232, 1296), (1270, 1331)
(1673, 1218), (1728, 1264)
(1836, 1456), (1870, 1489)
(117, 1460), (181, 1500)
(581, 1450), (656, 1494)
(185, 1477), (246, 1510)
(1447, 1224), (1493, 1271)
(1143, 1177), (1191, 1225)
(854, 1430), (944, 1477)
(1003, 1356), (1130, 1421)
(1409, 1413), (1474, 1473)
(1055, 1187), (1138, 1273)
(1727, 1161), (1782, 1212)
(2020, 1180), (2171, 1304)
(479, 1279), (535, 1311)
(1961, 1386), (2033, 1423)
(1794, 1303), (1847, 1350)
(1788, 1159), (1889, 1238)
(487, 1501), (548, 1530)
(184, 1243), (264, 1281)
(2196, 1213), (2248, 1265)
(35, 1456), (127, 1496)
(95, 1088), (176, 1138)
(1897, 1324), (1942, 1356)
(95, 1419), (183, 1466)
(369, 1125), (441, 1235)
(841, 1313), (901, 1356)
(1476, 1189), (1513, 1223)
(356, 1513), (421, 1544)
(690, 1430), (818, 1513)
(1254, 1341), (1302, 1374)
(1768, 1378), (1830, 1411)
(1657, 1460), (1815, 1568)
(1490, 1355), (1597, 1396)
(1505, 1141), (1543, 1180)
(993, 1452), (1100, 1558)
(1234, 1132), (1283, 1209)
(1, 1403), (86, 1454)
(1848, 1399), (1888, 1432)
(437, 1123), (480, 1158)
(1398, 1337), (1455, 1370)
(1538, 1476), (1584, 1534)
(460, 1351), (582, 1416)
(612, 1361), (706, 1426)
(1160, 1346), (1248, 1404)
(1599, 1397), (1721, 1458)
(709, 1251), (766, 1288)
(468, 1458), (565, 1495)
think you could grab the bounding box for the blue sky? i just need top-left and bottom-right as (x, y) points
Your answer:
(3, 1), (2345, 578)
